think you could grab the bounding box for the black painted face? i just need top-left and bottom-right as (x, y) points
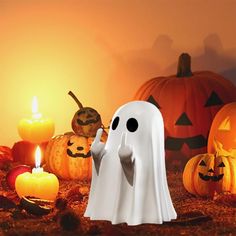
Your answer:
(76, 107), (101, 126)
(147, 90), (224, 151)
(198, 160), (225, 182)
(66, 138), (91, 158)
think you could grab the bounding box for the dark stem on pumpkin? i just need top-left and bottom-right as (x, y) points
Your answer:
(176, 53), (193, 77)
(68, 91), (83, 109)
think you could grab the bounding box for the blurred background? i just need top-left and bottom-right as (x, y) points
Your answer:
(0, 0), (235, 146)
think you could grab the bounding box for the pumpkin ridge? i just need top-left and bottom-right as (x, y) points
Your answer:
(61, 136), (72, 179)
(229, 157), (236, 194)
(46, 137), (58, 173)
(191, 156), (201, 195)
(50, 136), (64, 178)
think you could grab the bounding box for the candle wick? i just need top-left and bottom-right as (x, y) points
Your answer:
(32, 113), (42, 119)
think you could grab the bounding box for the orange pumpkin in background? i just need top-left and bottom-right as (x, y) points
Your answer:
(44, 131), (107, 180)
(134, 53), (236, 169)
(183, 141), (236, 198)
(208, 102), (236, 154)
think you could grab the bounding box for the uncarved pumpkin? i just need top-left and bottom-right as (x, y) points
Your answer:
(183, 151), (236, 198)
(208, 102), (236, 154)
(134, 53), (236, 169)
(44, 131), (107, 180)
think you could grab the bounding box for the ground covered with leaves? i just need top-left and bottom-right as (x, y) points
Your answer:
(0, 162), (236, 236)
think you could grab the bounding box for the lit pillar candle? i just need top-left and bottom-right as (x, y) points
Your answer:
(18, 96), (55, 144)
(15, 146), (59, 201)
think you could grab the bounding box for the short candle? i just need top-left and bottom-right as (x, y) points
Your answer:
(15, 146), (59, 201)
(18, 96), (55, 144)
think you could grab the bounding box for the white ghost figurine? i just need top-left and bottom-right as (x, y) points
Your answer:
(84, 101), (177, 225)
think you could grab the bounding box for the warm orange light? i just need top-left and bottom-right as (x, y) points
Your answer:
(15, 145), (59, 200)
(18, 97), (55, 144)
(32, 96), (38, 114)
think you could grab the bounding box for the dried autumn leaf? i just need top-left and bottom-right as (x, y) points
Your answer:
(0, 146), (13, 163)
(214, 192), (236, 207)
(67, 186), (83, 202)
(0, 195), (17, 209)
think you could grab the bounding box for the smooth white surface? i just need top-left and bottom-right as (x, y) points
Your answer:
(85, 101), (177, 225)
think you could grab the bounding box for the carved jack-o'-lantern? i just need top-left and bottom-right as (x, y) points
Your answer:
(208, 102), (236, 154)
(68, 91), (102, 137)
(183, 146), (236, 197)
(44, 132), (107, 180)
(134, 53), (236, 168)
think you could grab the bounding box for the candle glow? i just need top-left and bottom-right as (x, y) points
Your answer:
(15, 146), (59, 200)
(32, 96), (42, 119)
(35, 146), (41, 169)
(18, 97), (55, 144)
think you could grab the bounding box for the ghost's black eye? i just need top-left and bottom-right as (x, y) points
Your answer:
(126, 118), (138, 132)
(112, 116), (119, 130)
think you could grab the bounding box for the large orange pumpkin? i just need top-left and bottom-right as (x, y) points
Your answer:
(44, 131), (107, 180)
(183, 142), (236, 197)
(134, 53), (236, 168)
(208, 102), (236, 154)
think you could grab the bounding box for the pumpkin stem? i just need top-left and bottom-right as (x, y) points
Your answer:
(68, 91), (83, 109)
(176, 53), (193, 77)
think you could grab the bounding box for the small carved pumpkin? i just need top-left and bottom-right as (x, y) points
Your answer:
(44, 132), (107, 180)
(68, 91), (102, 137)
(208, 102), (236, 154)
(134, 53), (236, 169)
(183, 141), (236, 197)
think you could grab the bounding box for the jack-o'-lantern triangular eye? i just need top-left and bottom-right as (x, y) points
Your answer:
(205, 91), (223, 107)
(147, 96), (161, 109)
(175, 113), (192, 126)
(218, 117), (231, 131)
(217, 162), (225, 167)
(199, 160), (206, 166)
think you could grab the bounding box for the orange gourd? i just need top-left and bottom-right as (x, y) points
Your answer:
(44, 132), (107, 180)
(183, 141), (236, 197)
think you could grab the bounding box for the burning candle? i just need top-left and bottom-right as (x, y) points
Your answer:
(18, 96), (55, 144)
(15, 146), (59, 201)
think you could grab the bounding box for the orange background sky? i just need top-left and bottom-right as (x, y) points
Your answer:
(0, 0), (236, 146)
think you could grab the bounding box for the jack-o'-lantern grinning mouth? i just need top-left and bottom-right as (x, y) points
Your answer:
(77, 114), (101, 126)
(198, 172), (224, 182)
(67, 148), (91, 158)
(165, 135), (207, 151)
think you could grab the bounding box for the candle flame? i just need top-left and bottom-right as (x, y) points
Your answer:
(32, 96), (42, 119)
(35, 146), (41, 168)
(32, 96), (38, 114)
